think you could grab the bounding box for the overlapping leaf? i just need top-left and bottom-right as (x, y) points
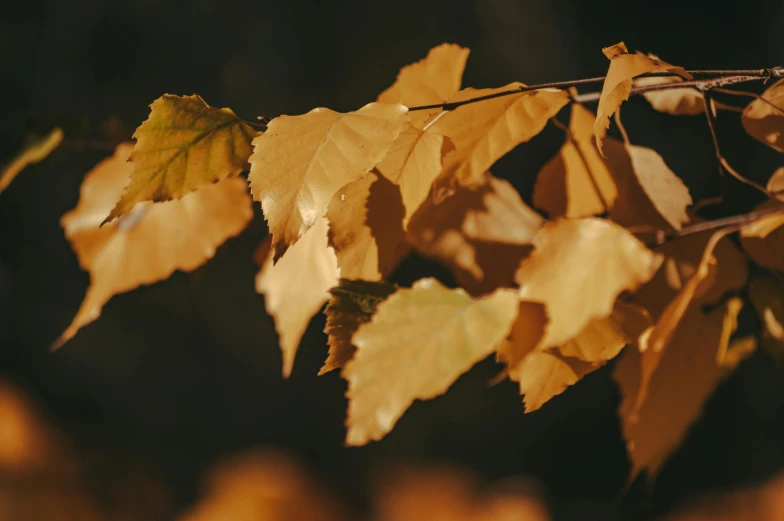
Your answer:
(344, 279), (518, 445)
(256, 217), (341, 377)
(55, 143), (253, 349)
(742, 78), (784, 152)
(105, 95), (257, 222)
(248, 103), (408, 261)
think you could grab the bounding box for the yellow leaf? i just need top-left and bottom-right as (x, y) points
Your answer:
(428, 84), (569, 187)
(511, 350), (598, 412)
(614, 299), (747, 481)
(594, 43), (691, 155)
(378, 43), (470, 128)
(742, 78), (784, 152)
(320, 279), (397, 375)
(344, 279), (518, 445)
(105, 94), (257, 222)
(0, 127), (63, 195)
(534, 104), (618, 218)
(248, 102), (408, 261)
(54, 144), (252, 349)
(407, 173), (543, 295)
(375, 124), (450, 226)
(256, 217), (340, 377)
(749, 276), (784, 365)
(513, 218), (661, 353)
(636, 76), (705, 115)
(327, 173), (409, 281)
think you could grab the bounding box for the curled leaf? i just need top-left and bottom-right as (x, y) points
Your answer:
(106, 94), (257, 222)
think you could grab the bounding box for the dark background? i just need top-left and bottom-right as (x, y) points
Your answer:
(1, 0), (783, 519)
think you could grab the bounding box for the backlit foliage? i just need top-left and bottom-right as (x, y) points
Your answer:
(21, 41), (783, 484)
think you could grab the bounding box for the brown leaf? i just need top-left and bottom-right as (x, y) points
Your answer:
(428, 85), (569, 188)
(344, 279), (518, 445)
(55, 144), (252, 349)
(248, 102), (408, 260)
(320, 279), (397, 375)
(748, 276), (784, 365)
(740, 204), (784, 274)
(614, 298), (749, 480)
(742, 78), (784, 152)
(378, 43), (470, 128)
(256, 217), (340, 377)
(327, 173), (409, 281)
(407, 174), (543, 295)
(740, 202), (784, 239)
(594, 42), (691, 155)
(767, 166), (784, 198)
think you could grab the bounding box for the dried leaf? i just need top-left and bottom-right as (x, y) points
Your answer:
(742, 78), (784, 152)
(0, 127), (63, 195)
(636, 76), (705, 115)
(320, 279), (397, 375)
(344, 279), (518, 445)
(106, 95), (256, 222)
(375, 124), (450, 226)
(327, 173), (409, 281)
(614, 299), (748, 480)
(248, 102), (408, 260)
(378, 43), (470, 128)
(256, 217), (340, 377)
(407, 174), (543, 295)
(55, 144), (252, 349)
(513, 218), (661, 353)
(594, 43), (691, 155)
(428, 85), (569, 187)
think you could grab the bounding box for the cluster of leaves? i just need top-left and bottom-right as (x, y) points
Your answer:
(3, 42), (783, 484)
(3, 379), (784, 521)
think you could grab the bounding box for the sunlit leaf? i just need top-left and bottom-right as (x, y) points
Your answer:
(742, 78), (784, 152)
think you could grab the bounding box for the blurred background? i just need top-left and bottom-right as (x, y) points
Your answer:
(1, 0), (783, 519)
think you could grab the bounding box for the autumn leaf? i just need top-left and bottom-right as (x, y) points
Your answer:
(344, 279), (518, 445)
(375, 124), (451, 226)
(741, 207), (784, 274)
(256, 217), (340, 377)
(510, 350), (598, 412)
(248, 102), (408, 261)
(636, 76), (705, 115)
(749, 277), (784, 365)
(378, 43), (470, 128)
(105, 94), (257, 222)
(327, 172), (409, 281)
(407, 173), (543, 295)
(55, 144), (252, 349)
(740, 202), (784, 239)
(0, 127), (63, 195)
(510, 218), (661, 356)
(614, 299), (749, 480)
(428, 84), (569, 188)
(742, 78), (784, 152)
(320, 279), (397, 375)
(594, 43), (691, 155)
(768, 166), (784, 198)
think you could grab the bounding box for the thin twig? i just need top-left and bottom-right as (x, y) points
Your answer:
(702, 92), (769, 195)
(408, 67), (782, 112)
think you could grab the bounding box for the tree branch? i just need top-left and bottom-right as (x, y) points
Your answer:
(407, 67), (783, 112)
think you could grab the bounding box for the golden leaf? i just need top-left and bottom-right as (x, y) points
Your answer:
(105, 95), (257, 222)
(0, 127), (63, 195)
(248, 102), (408, 261)
(344, 279), (518, 445)
(378, 43), (470, 128)
(636, 76), (705, 115)
(375, 124), (450, 226)
(327, 172), (409, 281)
(614, 299), (749, 481)
(594, 43), (691, 155)
(428, 85), (569, 187)
(742, 78), (784, 152)
(55, 144), (252, 349)
(511, 350), (598, 412)
(407, 173), (543, 295)
(740, 202), (784, 239)
(320, 279), (397, 375)
(512, 218), (661, 353)
(741, 204), (784, 274)
(768, 166), (784, 198)
(256, 217), (340, 377)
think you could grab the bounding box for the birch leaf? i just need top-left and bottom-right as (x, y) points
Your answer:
(248, 102), (408, 261)
(105, 95), (257, 222)
(742, 78), (784, 152)
(636, 76), (705, 115)
(594, 43), (691, 155)
(0, 127), (63, 195)
(344, 279), (518, 445)
(55, 144), (252, 349)
(256, 217), (340, 377)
